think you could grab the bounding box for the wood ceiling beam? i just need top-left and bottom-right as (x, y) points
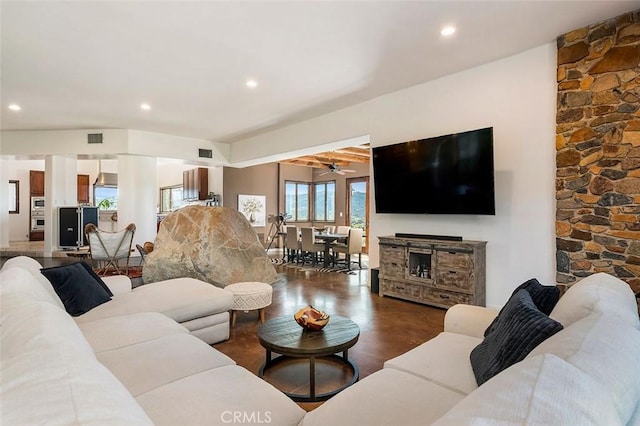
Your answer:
(279, 144), (370, 168)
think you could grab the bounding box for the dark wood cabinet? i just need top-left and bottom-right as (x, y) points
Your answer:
(378, 236), (486, 308)
(77, 174), (90, 204)
(30, 170), (45, 196)
(182, 167), (208, 201)
(29, 170), (45, 241)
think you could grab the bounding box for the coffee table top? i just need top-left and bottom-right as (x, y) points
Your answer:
(257, 315), (360, 357)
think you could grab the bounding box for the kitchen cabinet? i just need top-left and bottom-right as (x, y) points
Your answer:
(30, 170), (44, 196)
(77, 174), (90, 204)
(182, 167), (208, 201)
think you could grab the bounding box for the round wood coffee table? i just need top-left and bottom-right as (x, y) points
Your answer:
(257, 315), (360, 402)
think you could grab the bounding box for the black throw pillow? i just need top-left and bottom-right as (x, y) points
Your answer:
(470, 289), (563, 386)
(76, 261), (113, 297)
(41, 262), (112, 316)
(484, 278), (560, 337)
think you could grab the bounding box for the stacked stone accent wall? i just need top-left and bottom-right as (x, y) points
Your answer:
(556, 9), (640, 292)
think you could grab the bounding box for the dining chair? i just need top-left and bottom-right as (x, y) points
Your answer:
(324, 225), (336, 234)
(300, 227), (325, 266)
(85, 222), (136, 275)
(336, 225), (351, 235)
(332, 227), (364, 270)
(285, 226), (301, 263)
(135, 241), (154, 267)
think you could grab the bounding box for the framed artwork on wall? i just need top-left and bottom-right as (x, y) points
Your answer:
(238, 194), (266, 227)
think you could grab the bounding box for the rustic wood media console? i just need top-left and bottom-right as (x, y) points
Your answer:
(378, 235), (487, 309)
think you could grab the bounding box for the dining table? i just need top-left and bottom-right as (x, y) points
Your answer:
(314, 232), (348, 267)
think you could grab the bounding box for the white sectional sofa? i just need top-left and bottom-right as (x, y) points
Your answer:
(303, 272), (640, 425)
(4, 253), (640, 425)
(1, 256), (305, 425)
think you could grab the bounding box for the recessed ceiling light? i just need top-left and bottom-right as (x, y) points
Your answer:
(246, 80), (258, 89)
(8, 104), (21, 111)
(140, 103), (151, 110)
(441, 26), (456, 37)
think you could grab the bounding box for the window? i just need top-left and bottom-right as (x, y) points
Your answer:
(314, 181), (335, 222)
(8, 180), (19, 214)
(285, 181), (309, 221)
(94, 186), (118, 210)
(160, 185), (185, 213)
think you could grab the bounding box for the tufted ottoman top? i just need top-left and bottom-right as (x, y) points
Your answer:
(226, 282), (273, 311)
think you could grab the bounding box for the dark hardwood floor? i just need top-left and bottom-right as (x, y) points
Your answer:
(1, 254), (447, 412)
(214, 261), (446, 411)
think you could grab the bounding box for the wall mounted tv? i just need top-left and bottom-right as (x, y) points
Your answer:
(372, 127), (495, 215)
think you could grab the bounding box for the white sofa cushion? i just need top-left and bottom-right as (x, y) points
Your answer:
(1, 292), (95, 359)
(76, 277), (233, 324)
(301, 367), (465, 426)
(136, 365), (306, 426)
(384, 331), (482, 395)
(1, 255), (65, 309)
(1, 292), (152, 425)
(101, 274), (133, 295)
(528, 312), (640, 423)
(97, 333), (235, 396)
(0, 265), (63, 308)
(78, 312), (189, 352)
(433, 354), (621, 425)
(550, 272), (638, 327)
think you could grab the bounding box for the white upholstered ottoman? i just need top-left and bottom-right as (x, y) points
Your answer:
(225, 282), (273, 326)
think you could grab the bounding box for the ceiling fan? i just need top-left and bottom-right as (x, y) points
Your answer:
(316, 163), (356, 176)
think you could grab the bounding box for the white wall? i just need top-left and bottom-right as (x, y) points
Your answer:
(231, 43), (558, 309)
(6, 159), (45, 241)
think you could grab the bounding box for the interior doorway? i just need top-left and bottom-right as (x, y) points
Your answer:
(346, 177), (369, 254)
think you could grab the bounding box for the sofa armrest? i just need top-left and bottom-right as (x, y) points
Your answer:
(444, 304), (499, 338)
(101, 275), (133, 295)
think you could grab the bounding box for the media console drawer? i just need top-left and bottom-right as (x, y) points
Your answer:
(380, 279), (422, 301)
(436, 250), (473, 270)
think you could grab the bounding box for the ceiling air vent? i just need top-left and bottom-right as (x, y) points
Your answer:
(198, 148), (213, 159)
(87, 133), (103, 144)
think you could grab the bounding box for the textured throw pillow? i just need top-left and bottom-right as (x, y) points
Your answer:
(484, 278), (560, 337)
(470, 289), (563, 386)
(76, 261), (113, 296)
(41, 262), (112, 316)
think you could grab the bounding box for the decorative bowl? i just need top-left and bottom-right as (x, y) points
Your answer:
(294, 305), (330, 331)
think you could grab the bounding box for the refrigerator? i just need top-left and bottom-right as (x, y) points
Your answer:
(59, 206), (99, 249)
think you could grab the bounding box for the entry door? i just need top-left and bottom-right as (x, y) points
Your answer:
(346, 177), (369, 254)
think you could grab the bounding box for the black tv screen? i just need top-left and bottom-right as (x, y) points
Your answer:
(372, 127), (495, 215)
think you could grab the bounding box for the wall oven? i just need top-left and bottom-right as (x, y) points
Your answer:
(31, 212), (45, 231)
(31, 196), (45, 210)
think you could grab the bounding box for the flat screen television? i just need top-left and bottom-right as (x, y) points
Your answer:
(372, 127), (495, 215)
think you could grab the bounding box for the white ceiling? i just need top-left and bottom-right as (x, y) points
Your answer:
(2, 1), (638, 144)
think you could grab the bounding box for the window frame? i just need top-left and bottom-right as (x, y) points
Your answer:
(284, 180), (310, 222)
(159, 184), (185, 213)
(8, 180), (19, 214)
(313, 180), (336, 222)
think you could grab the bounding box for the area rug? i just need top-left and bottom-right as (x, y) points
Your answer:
(94, 266), (143, 279)
(270, 258), (366, 275)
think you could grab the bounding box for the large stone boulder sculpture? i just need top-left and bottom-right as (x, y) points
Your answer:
(142, 205), (278, 287)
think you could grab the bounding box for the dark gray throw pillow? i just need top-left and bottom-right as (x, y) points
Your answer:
(76, 261), (113, 297)
(41, 262), (112, 316)
(470, 289), (563, 386)
(484, 278), (560, 337)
